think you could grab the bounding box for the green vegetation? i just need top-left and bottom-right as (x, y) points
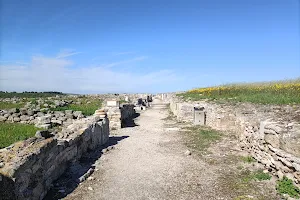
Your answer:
(219, 168), (276, 200)
(0, 91), (65, 98)
(0, 102), (25, 109)
(177, 79), (300, 105)
(51, 99), (102, 116)
(242, 170), (272, 182)
(240, 156), (256, 163)
(0, 122), (41, 148)
(276, 176), (300, 199)
(184, 126), (221, 153)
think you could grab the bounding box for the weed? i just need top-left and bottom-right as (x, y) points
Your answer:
(276, 176), (300, 198)
(241, 156), (256, 163)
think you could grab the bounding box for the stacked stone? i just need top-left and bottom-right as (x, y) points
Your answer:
(167, 93), (300, 186)
(0, 116), (110, 200)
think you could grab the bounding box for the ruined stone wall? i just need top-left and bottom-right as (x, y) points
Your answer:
(166, 94), (300, 186)
(106, 103), (136, 130)
(0, 116), (109, 200)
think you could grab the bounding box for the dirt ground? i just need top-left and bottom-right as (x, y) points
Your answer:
(47, 100), (281, 200)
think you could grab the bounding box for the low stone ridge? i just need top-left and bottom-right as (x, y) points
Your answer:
(0, 115), (109, 200)
(165, 93), (300, 187)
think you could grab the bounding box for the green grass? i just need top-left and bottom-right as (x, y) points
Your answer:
(177, 79), (300, 105)
(0, 102), (25, 109)
(242, 170), (272, 182)
(240, 156), (256, 163)
(183, 126), (222, 153)
(0, 122), (42, 148)
(219, 168), (276, 200)
(50, 99), (102, 116)
(0, 91), (65, 98)
(276, 176), (300, 199)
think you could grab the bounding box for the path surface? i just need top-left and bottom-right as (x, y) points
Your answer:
(63, 99), (279, 200)
(64, 99), (219, 200)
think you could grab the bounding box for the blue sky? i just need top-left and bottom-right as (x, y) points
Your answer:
(0, 0), (299, 93)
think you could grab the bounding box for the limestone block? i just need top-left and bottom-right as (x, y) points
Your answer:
(264, 133), (280, 148)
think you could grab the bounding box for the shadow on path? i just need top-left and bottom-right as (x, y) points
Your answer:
(44, 136), (129, 200)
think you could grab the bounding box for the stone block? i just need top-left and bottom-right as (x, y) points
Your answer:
(107, 100), (119, 107)
(193, 107), (206, 125)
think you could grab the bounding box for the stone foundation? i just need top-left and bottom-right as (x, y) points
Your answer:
(166, 94), (300, 186)
(0, 116), (109, 200)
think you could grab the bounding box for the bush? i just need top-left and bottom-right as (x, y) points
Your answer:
(276, 176), (300, 198)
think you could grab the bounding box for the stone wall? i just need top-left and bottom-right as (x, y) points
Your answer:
(0, 115), (109, 200)
(105, 102), (136, 130)
(166, 94), (300, 186)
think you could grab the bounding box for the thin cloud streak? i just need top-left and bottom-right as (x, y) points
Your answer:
(56, 49), (82, 59)
(99, 56), (148, 69)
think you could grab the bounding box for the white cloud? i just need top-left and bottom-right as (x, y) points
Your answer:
(0, 54), (180, 93)
(56, 49), (82, 59)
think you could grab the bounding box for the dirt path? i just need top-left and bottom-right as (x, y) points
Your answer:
(62, 99), (279, 200)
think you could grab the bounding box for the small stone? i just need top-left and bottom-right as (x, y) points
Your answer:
(102, 149), (108, 153)
(88, 187), (93, 191)
(0, 162), (4, 168)
(184, 150), (191, 156)
(277, 170), (284, 179)
(87, 176), (95, 181)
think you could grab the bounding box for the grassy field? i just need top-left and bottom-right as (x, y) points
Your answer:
(0, 102), (25, 109)
(0, 122), (41, 148)
(51, 98), (102, 116)
(0, 91), (65, 98)
(177, 79), (300, 105)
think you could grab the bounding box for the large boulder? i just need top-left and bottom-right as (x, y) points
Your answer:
(65, 110), (73, 115)
(13, 117), (21, 122)
(27, 110), (35, 116)
(73, 111), (83, 118)
(36, 115), (51, 125)
(54, 111), (65, 118)
(37, 112), (45, 117)
(8, 108), (19, 114)
(20, 115), (30, 121)
(0, 116), (6, 122)
(19, 108), (27, 115)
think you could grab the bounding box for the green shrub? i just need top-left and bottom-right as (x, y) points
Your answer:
(276, 176), (300, 198)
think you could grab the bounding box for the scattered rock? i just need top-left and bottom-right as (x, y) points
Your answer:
(87, 187), (93, 191)
(185, 150), (192, 156)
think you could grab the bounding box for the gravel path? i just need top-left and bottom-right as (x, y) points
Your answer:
(62, 99), (279, 200)
(64, 100), (220, 200)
